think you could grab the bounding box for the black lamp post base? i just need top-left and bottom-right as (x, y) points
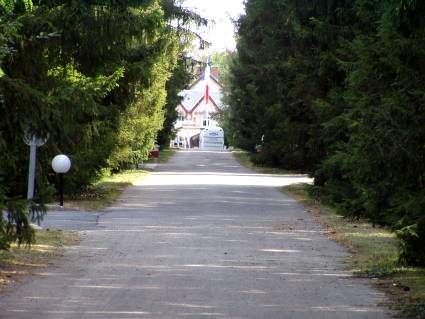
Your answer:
(59, 173), (64, 207)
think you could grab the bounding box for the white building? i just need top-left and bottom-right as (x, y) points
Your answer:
(173, 66), (223, 148)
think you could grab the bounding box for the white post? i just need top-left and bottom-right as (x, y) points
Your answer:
(24, 133), (48, 201)
(27, 137), (37, 200)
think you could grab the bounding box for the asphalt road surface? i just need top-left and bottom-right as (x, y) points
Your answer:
(0, 150), (392, 319)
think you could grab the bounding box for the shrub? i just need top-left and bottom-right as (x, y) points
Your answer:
(397, 217), (425, 266)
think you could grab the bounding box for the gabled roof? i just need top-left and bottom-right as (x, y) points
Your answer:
(178, 69), (223, 113)
(178, 90), (221, 114)
(178, 90), (204, 113)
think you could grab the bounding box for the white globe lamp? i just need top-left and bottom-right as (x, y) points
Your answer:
(51, 154), (71, 207)
(52, 155), (71, 173)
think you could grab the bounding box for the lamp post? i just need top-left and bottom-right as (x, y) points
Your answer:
(24, 132), (48, 201)
(51, 154), (71, 207)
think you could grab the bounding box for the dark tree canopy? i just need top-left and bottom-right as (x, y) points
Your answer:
(224, 0), (425, 265)
(0, 0), (203, 249)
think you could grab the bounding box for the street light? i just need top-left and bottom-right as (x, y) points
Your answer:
(51, 154), (71, 207)
(23, 131), (48, 201)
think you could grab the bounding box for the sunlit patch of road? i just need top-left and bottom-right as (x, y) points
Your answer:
(135, 171), (313, 187)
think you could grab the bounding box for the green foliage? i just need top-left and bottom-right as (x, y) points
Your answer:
(225, 0), (356, 169)
(0, 0), (32, 13)
(227, 0), (425, 264)
(157, 55), (193, 147)
(0, 0), (199, 248)
(210, 51), (232, 84)
(318, 0), (425, 263)
(397, 219), (425, 266)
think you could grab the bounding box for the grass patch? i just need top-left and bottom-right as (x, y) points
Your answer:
(64, 169), (149, 211)
(0, 229), (78, 289)
(283, 183), (425, 318)
(144, 148), (176, 164)
(232, 150), (301, 174)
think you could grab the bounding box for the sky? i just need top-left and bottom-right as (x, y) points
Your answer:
(182, 0), (246, 52)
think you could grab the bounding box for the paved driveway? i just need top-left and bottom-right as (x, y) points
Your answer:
(0, 150), (391, 319)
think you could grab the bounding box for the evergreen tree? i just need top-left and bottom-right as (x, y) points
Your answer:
(227, 0), (355, 170)
(0, 0), (202, 249)
(318, 0), (425, 264)
(157, 56), (193, 147)
(228, 0), (425, 264)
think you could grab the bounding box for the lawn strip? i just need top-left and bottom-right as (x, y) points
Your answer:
(64, 169), (149, 211)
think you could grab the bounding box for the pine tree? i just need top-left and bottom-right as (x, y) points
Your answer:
(0, 0), (202, 249)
